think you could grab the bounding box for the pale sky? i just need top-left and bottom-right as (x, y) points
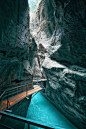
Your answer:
(28, 0), (42, 16)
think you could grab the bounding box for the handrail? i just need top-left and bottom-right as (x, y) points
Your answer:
(0, 91), (6, 98)
(0, 82), (33, 111)
(0, 78), (45, 111)
(0, 83), (33, 99)
(0, 111), (58, 129)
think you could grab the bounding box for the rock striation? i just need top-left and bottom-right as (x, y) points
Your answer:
(33, 57), (42, 78)
(43, 58), (86, 129)
(0, 0), (37, 93)
(30, 0), (86, 128)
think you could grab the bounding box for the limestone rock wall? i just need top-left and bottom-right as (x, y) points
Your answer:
(51, 0), (86, 68)
(0, 0), (37, 93)
(42, 58), (86, 129)
(33, 57), (42, 78)
(30, 0), (86, 128)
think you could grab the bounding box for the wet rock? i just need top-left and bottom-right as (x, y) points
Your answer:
(43, 58), (86, 129)
(33, 57), (42, 78)
(31, 0), (86, 68)
(30, 0), (86, 128)
(0, 0), (37, 91)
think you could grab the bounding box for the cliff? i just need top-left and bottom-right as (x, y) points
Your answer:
(30, 0), (86, 128)
(0, 0), (37, 93)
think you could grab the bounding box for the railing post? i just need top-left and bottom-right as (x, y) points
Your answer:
(6, 85), (10, 110)
(37, 78), (38, 85)
(7, 91), (9, 109)
(29, 95), (32, 104)
(26, 84), (27, 97)
(17, 84), (18, 95)
(32, 82), (33, 88)
(28, 123), (30, 129)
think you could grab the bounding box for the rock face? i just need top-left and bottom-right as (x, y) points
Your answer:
(0, 0), (37, 93)
(30, 0), (86, 128)
(43, 58), (86, 129)
(33, 57), (42, 78)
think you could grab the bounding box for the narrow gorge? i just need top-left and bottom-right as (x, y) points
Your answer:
(0, 0), (86, 129)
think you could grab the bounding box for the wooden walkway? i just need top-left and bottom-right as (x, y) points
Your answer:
(0, 85), (42, 111)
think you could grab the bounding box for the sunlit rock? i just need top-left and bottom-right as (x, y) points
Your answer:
(31, 0), (86, 128)
(43, 61), (86, 129)
(33, 57), (42, 78)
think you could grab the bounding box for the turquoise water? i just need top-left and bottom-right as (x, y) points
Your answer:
(24, 92), (77, 129)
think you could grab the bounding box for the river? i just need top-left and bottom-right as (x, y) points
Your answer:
(24, 92), (77, 129)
